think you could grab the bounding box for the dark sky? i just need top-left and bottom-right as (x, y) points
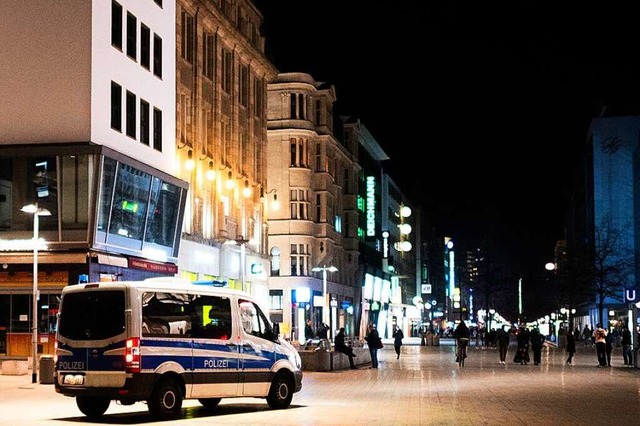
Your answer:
(255, 1), (640, 287)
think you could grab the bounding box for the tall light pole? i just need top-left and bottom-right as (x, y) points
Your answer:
(312, 265), (337, 333)
(225, 236), (250, 292)
(21, 202), (51, 384)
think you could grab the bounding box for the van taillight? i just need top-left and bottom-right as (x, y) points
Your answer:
(53, 340), (58, 363)
(125, 337), (141, 373)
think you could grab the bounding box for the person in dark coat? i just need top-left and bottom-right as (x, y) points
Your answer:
(365, 324), (382, 368)
(514, 325), (530, 365)
(495, 325), (510, 364)
(605, 328), (615, 367)
(566, 328), (576, 365)
(335, 327), (357, 369)
(392, 325), (404, 359)
(530, 327), (545, 365)
(622, 326), (633, 366)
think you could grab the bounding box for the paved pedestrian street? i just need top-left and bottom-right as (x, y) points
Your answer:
(1, 339), (639, 425)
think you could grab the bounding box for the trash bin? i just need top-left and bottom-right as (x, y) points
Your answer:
(39, 355), (55, 384)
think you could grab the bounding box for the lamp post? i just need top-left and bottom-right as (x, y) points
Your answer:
(21, 202), (51, 384)
(225, 236), (249, 292)
(311, 265), (337, 334)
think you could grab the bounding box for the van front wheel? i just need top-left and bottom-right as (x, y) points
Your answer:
(148, 379), (183, 420)
(266, 373), (293, 409)
(76, 396), (110, 419)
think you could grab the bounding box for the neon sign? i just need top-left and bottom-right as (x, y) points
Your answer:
(366, 176), (375, 236)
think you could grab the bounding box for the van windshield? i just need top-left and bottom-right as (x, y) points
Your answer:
(58, 290), (125, 340)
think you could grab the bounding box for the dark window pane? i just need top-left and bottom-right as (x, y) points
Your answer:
(111, 1), (122, 49)
(140, 99), (150, 145)
(126, 91), (136, 138)
(141, 24), (150, 69)
(111, 81), (122, 131)
(153, 108), (162, 151)
(153, 34), (162, 78)
(126, 12), (137, 60)
(145, 177), (180, 247)
(58, 290), (125, 340)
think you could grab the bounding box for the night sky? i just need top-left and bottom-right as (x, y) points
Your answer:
(255, 1), (640, 315)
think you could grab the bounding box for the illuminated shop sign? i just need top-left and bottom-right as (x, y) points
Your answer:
(366, 176), (376, 236)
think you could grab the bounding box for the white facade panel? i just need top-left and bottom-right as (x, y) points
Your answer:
(91, 0), (176, 175)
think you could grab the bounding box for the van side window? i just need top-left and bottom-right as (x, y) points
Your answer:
(142, 291), (192, 337)
(238, 299), (273, 341)
(191, 295), (232, 340)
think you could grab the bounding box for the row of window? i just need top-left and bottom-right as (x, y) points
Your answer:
(111, 81), (163, 152)
(112, 1), (163, 79)
(180, 9), (263, 118)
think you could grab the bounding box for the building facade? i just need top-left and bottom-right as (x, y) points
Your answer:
(0, 0), (182, 356)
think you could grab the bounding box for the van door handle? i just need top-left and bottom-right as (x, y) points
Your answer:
(242, 343), (253, 349)
(226, 343), (237, 348)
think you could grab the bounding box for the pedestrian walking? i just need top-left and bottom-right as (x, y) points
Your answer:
(365, 324), (382, 368)
(566, 328), (576, 365)
(605, 328), (614, 367)
(393, 324), (404, 359)
(594, 323), (607, 367)
(583, 325), (592, 347)
(530, 327), (545, 365)
(514, 325), (530, 365)
(622, 325), (633, 367)
(495, 325), (510, 364)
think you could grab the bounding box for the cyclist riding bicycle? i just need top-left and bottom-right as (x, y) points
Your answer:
(454, 321), (471, 362)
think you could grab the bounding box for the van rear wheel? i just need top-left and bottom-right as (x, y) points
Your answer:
(266, 373), (293, 409)
(198, 398), (222, 409)
(148, 379), (183, 420)
(76, 396), (110, 419)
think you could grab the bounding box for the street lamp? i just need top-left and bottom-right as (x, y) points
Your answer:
(21, 202), (51, 384)
(311, 265), (337, 332)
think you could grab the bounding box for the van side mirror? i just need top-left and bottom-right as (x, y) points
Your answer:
(273, 322), (280, 340)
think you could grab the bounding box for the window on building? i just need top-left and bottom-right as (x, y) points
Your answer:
(290, 138), (307, 167)
(222, 48), (233, 94)
(153, 34), (162, 78)
(253, 76), (263, 118)
(181, 10), (194, 64)
(290, 93), (305, 120)
(111, 1), (123, 50)
(140, 99), (150, 146)
(269, 290), (283, 310)
(203, 32), (214, 80)
(239, 64), (248, 107)
(290, 243), (309, 276)
(270, 246), (281, 277)
(315, 142), (322, 172)
(140, 24), (150, 70)
(153, 107), (162, 151)
(126, 12), (137, 61)
(315, 99), (321, 125)
(290, 189), (309, 220)
(316, 193), (321, 223)
(111, 81), (122, 132)
(126, 91), (136, 139)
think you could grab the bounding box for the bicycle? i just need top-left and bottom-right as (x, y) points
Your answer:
(456, 338), (469, 367)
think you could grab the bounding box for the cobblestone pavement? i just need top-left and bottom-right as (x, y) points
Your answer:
(1, 339), (639, 425)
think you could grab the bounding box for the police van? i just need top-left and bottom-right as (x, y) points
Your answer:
(54, 278), (303, 420)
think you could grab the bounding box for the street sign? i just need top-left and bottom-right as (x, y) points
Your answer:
(624, 288), (638, 302)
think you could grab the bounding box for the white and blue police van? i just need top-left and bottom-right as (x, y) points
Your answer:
(54, 277), (303, 420)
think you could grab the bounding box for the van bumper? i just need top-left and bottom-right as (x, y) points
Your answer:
(294, 370), (303, 392)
